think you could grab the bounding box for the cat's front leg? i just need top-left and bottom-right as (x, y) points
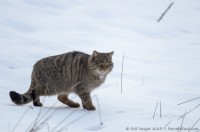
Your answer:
(77, 91), (96, 111)
(57, 94), (80, 108)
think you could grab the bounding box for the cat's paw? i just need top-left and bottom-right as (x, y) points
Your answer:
(83, 105), (96, 111)
(33, 102), (43, 107)
(68, 102), (80, 108)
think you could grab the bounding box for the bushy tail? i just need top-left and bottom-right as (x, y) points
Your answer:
(9, 90), (32, 105)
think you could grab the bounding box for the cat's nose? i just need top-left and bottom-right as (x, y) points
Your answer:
(102, 65), (106, 69)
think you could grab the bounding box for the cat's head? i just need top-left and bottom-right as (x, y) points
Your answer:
(88, 50), (114, 75)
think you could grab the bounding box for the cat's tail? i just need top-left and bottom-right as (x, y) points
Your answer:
(9, 90), (33, 105)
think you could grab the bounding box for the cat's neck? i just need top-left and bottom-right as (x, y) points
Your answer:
(99, 74), (106, 80)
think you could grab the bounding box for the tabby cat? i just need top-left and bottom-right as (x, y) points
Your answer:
(9, 50), (114, 110)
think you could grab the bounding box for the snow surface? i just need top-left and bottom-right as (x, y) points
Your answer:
(0, 0), (200, 131)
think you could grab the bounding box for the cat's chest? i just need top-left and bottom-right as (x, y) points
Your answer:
(92, 75), (106, 87)
(99, 75), (105, 80)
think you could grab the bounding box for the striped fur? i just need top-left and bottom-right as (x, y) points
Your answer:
(9, 51), (114, 110)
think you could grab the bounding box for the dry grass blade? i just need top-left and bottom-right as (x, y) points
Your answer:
(30, 103), (61, 131)
(160, 100), (162, 118)
(28, 106), (43, 132)
(12, 107), (30, 132)
(55, 95), (103, 132)
(178, 110), (193, 120)
(153, 101), (159, 119)
(26, 97), (46, 132)
(141, 76), (144, 87)
(43, 123), (50, 132)
(94, 94), (103, 125)
(33, 110), (58, 132)
(164, 120), (172, 129)
(179, 111), (186, 132)
(178, 104), (200, 120)
(157, 2), (174, 22)
(178, 97), (200, 105)
(37, 101), (58, 123)
(188, 118), (200, 132)
(121, 52), (125, 94)
(36, 108), (58, 126)
(51, 110), (76, 132)
(56, 111), (90, 132)
(33, 123), (50, 132)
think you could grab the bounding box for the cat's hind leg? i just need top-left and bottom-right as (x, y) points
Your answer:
(58, 94), (80, 108)
(31, 89), (43, 107)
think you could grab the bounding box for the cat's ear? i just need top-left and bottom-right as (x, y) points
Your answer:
(108, 51), (114, 57)
(92, 50), (98, 58)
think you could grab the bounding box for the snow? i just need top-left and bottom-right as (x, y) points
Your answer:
(0, 0), (200, 131)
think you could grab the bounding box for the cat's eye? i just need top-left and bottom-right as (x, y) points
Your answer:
(98, 63), (111, 68)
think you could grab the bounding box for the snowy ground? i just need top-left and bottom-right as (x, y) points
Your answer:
(0, 0), (200, 131)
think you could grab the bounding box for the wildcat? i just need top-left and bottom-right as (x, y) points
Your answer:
(9, 50), (114, 110)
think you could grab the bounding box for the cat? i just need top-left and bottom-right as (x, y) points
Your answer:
(9, 50), (114, 110)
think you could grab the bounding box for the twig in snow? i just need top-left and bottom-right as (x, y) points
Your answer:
(53, 95), (102, 132)
(141, 76), (144, 87)
(157, 2), (174, 22)
(177, 97), (200, 105)
(121, 52), (125, 94)
(45, 123), (50, 132)
(178, 104), (200, 120)
(12, 107), (30, 132)
(28, 106), (44, 132)
(36, 100), (58, 122)
(26, 90), (59, 132)
(26, 97), (46, 132)
(179, 111), (186, 132)
(188, 118), (200, 132)
(153, 101), (159, 119)
(160, 100), (162, 118)
(56, 111), (90, 132)
(33, 108), (59, 132)
(31, 101), (64, 131)
(178, 109), (193, 120)
(164, 120), (172, 129)
(94, 94), (103, 125)
(51, 110), (76, 132)
(42, 123), (50, 132)
(32, 123), (50, 132)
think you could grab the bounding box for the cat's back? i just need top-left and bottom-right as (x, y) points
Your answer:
(33, 51), (89, 70)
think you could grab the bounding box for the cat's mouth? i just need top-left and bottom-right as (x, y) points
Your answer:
(96, 69), (110, 75)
